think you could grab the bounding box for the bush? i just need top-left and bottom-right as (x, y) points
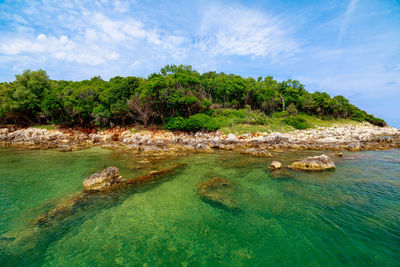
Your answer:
(287, 103), (298, 116)
(184, 113), (211, 131)
(203, 108), (214, 116)
(366, 114), (386, 127)
(165, 116), (186, 131)
(213, 108), (268, 126)
(283, 116), (309, 130)
(165, 114), (221, 132)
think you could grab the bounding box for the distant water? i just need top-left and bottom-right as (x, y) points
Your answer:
(0, 147), (399, 266)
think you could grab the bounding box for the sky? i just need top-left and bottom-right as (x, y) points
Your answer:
(0, 0), (399, 127)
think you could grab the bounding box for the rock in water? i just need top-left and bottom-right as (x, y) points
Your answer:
(241, 148), (272, 157)
(269, 161), (282, 170)
(289, 154), (336, 171)
(196, 177), (239, 210)
(83, 167), (122, 191)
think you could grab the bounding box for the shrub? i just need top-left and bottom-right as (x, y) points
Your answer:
(213, 108), (268, 126)
(283, 116), (309, 130)
(165, 116), (186, 131)
(165, 114), (221, 132)
(287, 103), (298, 116)
(203, 108), (214, 116)
(366, 115), (386, 127)
(184, 113), (211, 131)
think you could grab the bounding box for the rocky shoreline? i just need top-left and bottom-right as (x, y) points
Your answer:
(1, 123), (399, 155)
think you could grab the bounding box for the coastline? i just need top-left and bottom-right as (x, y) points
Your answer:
(1, 123), (399, 155)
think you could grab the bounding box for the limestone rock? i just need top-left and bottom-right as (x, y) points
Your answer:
(289, 154), (336, 171)
(83, 167), (122, 191)
(269, 161), (282, 170)
(224, 134), (238, 143)
(195, 143), (212, 151)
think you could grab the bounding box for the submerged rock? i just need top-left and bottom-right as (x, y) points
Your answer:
(241, 148), (272, 157)
(0, 163), (188, 266)
(196, 177), (239, 210)
(83, 167), (122, 191)
(56, 145), (73, 152)
(36, 164), (186, 227)
(269, 161), (282, 171)
(289, 154), (336, 171)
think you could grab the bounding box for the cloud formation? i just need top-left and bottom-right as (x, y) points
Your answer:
(0, 1), (188, 68)
(0, 0), (298, 73)
(198, 5), (298, 58)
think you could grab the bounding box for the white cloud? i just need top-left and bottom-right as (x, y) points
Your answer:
(198, 4), (298, 58)
(0, 31), (121, 66)
(337, 0), (359, 45)
(0, 4), (188, 66)
(113, 0), (131, 13)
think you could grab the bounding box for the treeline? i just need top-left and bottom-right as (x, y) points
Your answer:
(0, 65), (386, 128)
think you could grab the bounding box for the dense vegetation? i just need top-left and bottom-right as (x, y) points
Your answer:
(0, 65), (386, 131)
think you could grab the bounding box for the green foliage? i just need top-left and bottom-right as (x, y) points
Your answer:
(213, 108), (268, 126)
(33, 124), (55, 130)
(165, 116), (185, 131)
(283, 116), (310, 130)
(365, 114), (386, 127)
(0, 65), (386, 128)
(287, 103), (298, 116)
(165, 114), (221, 132)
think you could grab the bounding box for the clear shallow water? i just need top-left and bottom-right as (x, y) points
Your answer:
(0, 147), (399, 266)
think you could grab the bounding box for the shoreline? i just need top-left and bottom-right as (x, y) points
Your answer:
(1, 123), (399, 155)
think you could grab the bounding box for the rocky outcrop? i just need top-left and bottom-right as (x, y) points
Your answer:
(196, 177), (239, 210)
(289, 154), (336, 171)
(1, 123), (399, 153)
(83, 167), (122, 191)
(269, 161), (282, 170)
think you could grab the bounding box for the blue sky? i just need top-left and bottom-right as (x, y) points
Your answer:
(0, 0), (399, 127)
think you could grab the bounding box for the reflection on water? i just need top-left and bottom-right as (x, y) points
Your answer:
(0, 147), (399, 266)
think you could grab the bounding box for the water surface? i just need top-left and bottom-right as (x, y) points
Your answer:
(0, 147), (399, 266)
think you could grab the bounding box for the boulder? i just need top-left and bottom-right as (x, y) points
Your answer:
(269, 161), (282, 170)
(83, 167), (122, 191)
(196, 177), (239, 210)
(195, 143), (212, 151)
(224, 134), (238, 143)
(347, 142), (361, 151)
(289, 154), (336, 171)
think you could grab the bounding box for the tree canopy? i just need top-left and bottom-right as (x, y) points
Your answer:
(0, 65), (386, 128)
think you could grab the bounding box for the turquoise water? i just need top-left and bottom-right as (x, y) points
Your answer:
(0, 147), (399, 266)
